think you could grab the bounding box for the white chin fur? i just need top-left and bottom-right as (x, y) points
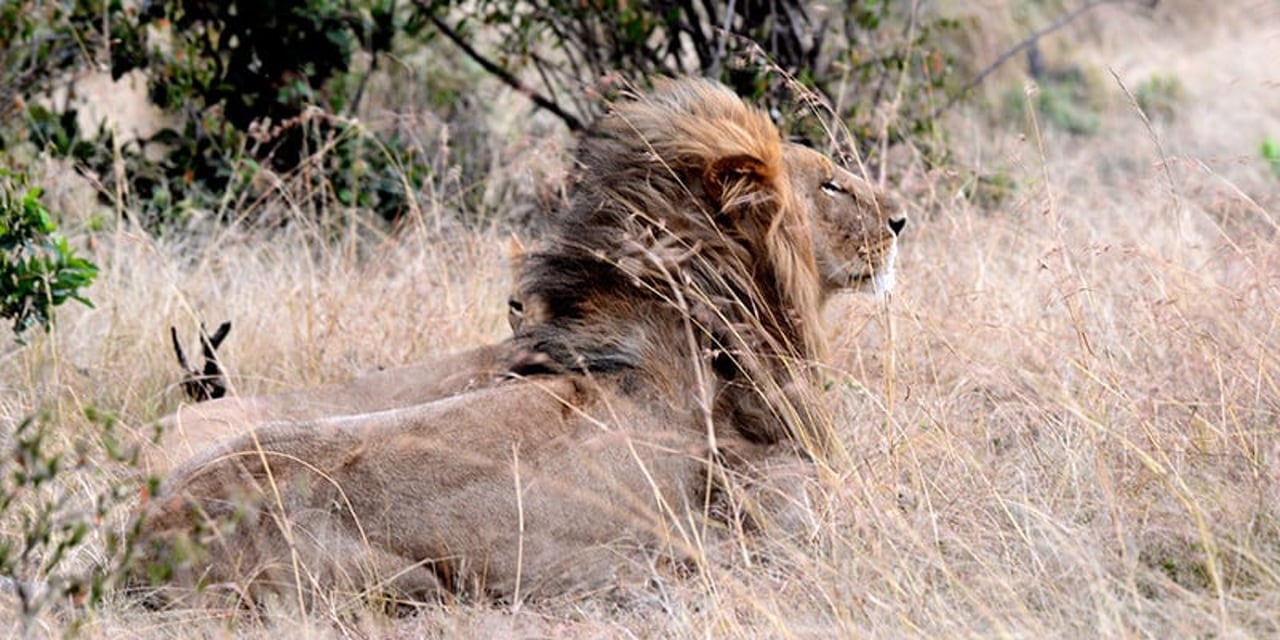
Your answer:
(871, 243), (897, 301)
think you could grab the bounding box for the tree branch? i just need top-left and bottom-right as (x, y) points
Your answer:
(419, 7), (584, 132)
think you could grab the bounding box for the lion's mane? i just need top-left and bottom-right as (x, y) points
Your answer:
(508, 77), (830, 452)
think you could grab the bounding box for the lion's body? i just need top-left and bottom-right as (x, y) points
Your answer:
(141, 375), (733, 606)
(145, 141), (902, 474)
(135, 78), (906, 606)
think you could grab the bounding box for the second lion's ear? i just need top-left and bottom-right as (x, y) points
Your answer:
(703, 154), (773, 205)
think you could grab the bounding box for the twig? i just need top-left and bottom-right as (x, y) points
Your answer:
(346, 51), (377, 118)
(710, 0), (736, 79)
(871, 0), (920, 114)
(676, 0), (712, 71)
(346, 0), (394, 121)
(419, 7), (584, 132)
(930, 0), (1158, 121)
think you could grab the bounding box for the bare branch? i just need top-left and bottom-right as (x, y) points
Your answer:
(711, 0), (737, 78)
(676, 0), (712, 71)
(419, 6), (584, 132)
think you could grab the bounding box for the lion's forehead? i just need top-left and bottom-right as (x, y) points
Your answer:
(781, 144), (836, 179)
(830, 168), (863, 191)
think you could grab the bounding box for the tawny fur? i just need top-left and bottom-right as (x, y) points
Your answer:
(146, 141), (903, 473)
(133, 78), (906, 608)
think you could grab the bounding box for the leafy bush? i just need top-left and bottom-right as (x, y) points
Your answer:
(84, 0), (419, 228)
(1001, 65), (1102, 137)
(0, 170), (98, 339)
(418, 1), (958, 160)
(0, 1), (118, 150)
(6, 1), (965, 232)
(1, 0), (424, 230)
(1035, 78), (1101, 135)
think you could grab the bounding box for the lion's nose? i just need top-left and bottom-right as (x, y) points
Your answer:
(888, 216), (907, 237)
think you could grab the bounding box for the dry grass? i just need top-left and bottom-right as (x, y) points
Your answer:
(2, 2), (1278, 637)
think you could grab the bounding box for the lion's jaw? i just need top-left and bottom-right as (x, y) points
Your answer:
(870, 242), (897, 301)
(782, 143), (906, 301)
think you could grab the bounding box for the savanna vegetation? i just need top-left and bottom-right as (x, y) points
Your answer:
(1, 0), (1277, 636)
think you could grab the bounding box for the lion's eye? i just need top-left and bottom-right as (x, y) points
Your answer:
(821, 181), (845, 195)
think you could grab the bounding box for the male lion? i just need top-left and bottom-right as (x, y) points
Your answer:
(132, 78), (905, 608)
(144, 141), (904, 474)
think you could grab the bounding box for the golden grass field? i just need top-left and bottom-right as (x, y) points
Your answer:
(2, 1), (1278, 637)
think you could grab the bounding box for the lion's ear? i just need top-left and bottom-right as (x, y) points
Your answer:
(703, 154), (774, 205)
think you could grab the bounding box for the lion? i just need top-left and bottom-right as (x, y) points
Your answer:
(130, 77), (906, 608)
(143, 141), (905, 474)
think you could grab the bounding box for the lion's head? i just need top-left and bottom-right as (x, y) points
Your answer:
(783, 143), (905, 300)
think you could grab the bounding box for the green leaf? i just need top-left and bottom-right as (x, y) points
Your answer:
(1262, 137), (1280, 174)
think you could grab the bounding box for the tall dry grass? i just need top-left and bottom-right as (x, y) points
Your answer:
(2, 1), (1278, 637)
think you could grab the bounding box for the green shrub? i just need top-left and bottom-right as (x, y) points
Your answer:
(84, 0), (417, 228)
(1, 1), (116, 149)
(1262, 136), (1280, 177)
(0, 170), (98, 340)
(1001, 67), (1102, 137)
(419, 1), (959, 161)
(1135, 73), (1184, 121)
(964, 171), (1017, 209)
(1037, 79), (1100, 135)
(7, 1), (966, 232)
